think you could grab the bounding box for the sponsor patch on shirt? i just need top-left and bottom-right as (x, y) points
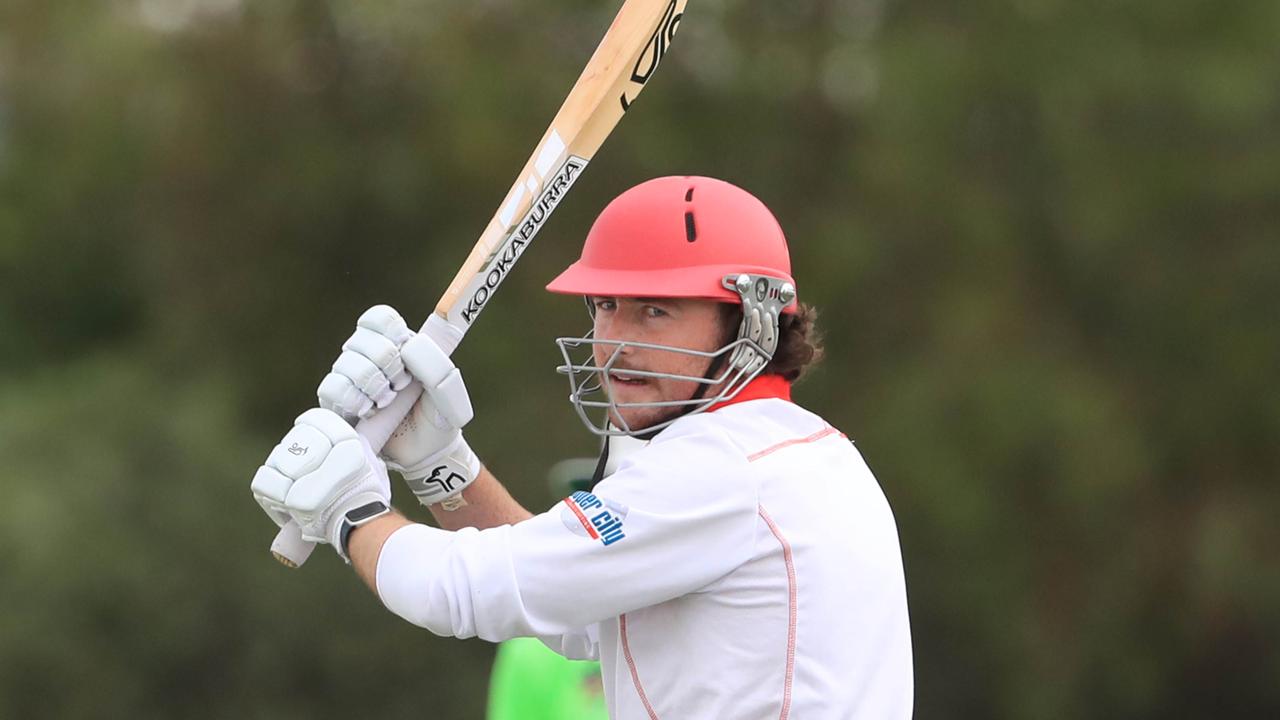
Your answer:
(560, 490), (628, 547)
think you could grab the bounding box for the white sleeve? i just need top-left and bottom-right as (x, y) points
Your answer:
(375, 428), (758, 642)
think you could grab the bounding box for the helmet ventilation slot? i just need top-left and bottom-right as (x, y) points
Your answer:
(685, 185), (697, 242)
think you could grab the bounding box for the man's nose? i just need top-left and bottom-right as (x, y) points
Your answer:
(595, 321), (640, 361)
(594, 314), (629, 343)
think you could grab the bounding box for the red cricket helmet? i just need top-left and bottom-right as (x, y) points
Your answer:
(546, 176), (797, 310)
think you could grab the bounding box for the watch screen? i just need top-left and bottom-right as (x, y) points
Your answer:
(347, 501), (388, 523)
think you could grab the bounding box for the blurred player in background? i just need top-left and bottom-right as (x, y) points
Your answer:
(252, 176), (914, 718)
(488, 638), (607, 720)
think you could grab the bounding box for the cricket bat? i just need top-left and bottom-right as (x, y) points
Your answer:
(271, 0), (690, 567)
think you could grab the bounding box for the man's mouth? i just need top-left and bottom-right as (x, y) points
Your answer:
(608, 369), (649, 386)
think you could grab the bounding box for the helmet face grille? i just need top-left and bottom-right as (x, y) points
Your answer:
(555, 334), (769, 437)
(553, 273), (793, 437)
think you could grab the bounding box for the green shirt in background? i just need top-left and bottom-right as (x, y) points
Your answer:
(486, 637), (608, 720)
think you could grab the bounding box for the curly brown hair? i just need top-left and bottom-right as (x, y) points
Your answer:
(720, 302), (825, 382)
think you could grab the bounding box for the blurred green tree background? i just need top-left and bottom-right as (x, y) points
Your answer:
(2, 0), (1276, 717)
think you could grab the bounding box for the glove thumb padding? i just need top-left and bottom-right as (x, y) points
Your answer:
(400, 334), (473, 429)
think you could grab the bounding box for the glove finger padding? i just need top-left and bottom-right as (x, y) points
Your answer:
(331, 351), (395, 410)
(286, 438), (367, 515)
(357, 305), (414, 348)
(253, 408), (346, 533)
(251, 465), (293, 528)
(252, 418), (339, 518)
(343, 326), (413, 392)
(318, 305), (418, 421)
(318, 372), (374, 420)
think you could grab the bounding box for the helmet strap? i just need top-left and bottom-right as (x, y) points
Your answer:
(588, 434), (612, 489)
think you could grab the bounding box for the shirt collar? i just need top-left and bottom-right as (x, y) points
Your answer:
(707, 373), (792, 413)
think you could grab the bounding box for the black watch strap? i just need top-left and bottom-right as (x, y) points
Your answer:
(339, 500), (391, 561)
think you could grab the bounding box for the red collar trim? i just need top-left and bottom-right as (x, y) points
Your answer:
(708, 374), (793, 413)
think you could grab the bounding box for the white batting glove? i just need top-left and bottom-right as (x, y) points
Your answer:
(250, 408), (391, 562)
(317, 305), (480, 510)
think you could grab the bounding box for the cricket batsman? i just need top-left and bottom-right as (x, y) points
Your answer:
(251, 176), (914, 718)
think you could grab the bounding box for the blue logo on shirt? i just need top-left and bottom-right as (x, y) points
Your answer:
(562, 490), (627, 547)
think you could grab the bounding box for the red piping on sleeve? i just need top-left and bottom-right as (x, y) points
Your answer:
(748, 426), (845, 462)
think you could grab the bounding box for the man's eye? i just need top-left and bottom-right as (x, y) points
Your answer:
(594, 299), (616, 311)
(644, 305), (667, 318)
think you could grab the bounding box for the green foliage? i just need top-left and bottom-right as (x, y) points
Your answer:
(1, 0), (1276, 717)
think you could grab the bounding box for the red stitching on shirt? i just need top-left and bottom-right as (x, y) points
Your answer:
(620, 613), (661, 719)
(747, 426), (845, 462)
(758, 506), (797, 720)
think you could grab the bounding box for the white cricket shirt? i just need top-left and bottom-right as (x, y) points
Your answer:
(376, 375), (913, 718)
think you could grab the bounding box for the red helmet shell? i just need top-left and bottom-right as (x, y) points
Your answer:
(546, 176), (797, 310)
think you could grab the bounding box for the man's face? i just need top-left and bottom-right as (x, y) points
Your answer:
(590, 296), (729, 432)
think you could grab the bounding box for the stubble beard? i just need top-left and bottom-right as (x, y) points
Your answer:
(608, 401), (687, 434)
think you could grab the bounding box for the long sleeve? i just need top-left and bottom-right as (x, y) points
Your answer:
(375, 427), (759, 641)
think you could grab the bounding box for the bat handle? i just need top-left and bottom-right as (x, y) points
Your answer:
(270, 521), (314, 568)
(270, 314), (462, 568)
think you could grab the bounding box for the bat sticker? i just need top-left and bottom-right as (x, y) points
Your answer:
(620, 0), (683, 111)
(458, 155), (588, 325)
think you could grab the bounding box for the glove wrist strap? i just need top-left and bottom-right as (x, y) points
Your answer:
(393, 436), (481, 510)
